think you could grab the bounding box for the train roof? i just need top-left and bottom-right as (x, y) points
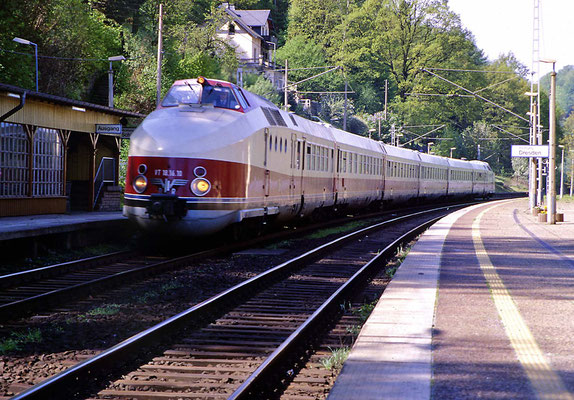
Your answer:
(448, 158), (474, 169)
(381, 144), (421, 162)
(418, 152), (450, 167)
(469, 160), (493, 171)
(330, 128), (382, 153)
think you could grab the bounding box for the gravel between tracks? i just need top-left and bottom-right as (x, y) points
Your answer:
(0, 219), (387, 398)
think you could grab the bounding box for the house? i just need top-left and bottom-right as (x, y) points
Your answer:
(217, 3), (283, 90)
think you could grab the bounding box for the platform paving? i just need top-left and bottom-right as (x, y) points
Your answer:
(328, 199), (574, 400)
(0, 211), (126, 241)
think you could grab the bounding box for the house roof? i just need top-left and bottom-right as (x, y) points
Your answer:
(221, 5), (272, 40)
(233, 10), (270, 27)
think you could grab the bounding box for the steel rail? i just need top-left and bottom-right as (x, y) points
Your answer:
(229, 216), (440, 399)
(11, 205), (460, 400)
(0, 250), (131, 289)
(0, 201), (472, 321)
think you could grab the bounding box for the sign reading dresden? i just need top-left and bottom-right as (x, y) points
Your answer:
(511, 145), (549, 158)
(96, 124), (122, 136)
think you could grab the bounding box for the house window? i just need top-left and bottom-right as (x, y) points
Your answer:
(228, 23), (235, 35)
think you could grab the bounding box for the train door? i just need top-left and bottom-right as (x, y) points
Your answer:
(380, 155), (386, 202)
(292, 135), (306, 215)
(334, 146), (340, 205)
(290, 133), (297, 200)
(263, 128), (270, 203)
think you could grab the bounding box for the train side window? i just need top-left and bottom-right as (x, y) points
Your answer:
(280, 138), (283, 152)
(233, 87), (249, 110)
(275, 136), (278, 152)
(269, 135), (273, 150)
(306, 145), (311, 170)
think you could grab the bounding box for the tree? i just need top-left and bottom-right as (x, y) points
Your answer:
(0, 0), (122, 99)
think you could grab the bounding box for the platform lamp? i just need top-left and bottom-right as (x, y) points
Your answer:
(540, 58), (557, 223)
(450, 147), (456, 158)
(368, 128), (376, 139)
(558, 144), (564, 198)
(108, 55), (126, 108)
(13, 37), (38, 92)
(427, 142), (434, 154)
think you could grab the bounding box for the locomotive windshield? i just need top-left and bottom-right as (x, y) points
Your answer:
(161, 84), (201, 106)
(161, 83), (240, 110)
(201, 86), (240, 110)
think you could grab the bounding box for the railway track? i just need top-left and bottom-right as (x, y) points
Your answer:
(0, 200), (479, 322)
(12, 205), (459, 400)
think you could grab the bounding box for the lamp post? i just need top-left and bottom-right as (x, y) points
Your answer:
(13, 37), (38, 92)
(427, 142), (434, 154)
(558, 144), (564, 198)
(368, 128), (375, 139)
(450, 147), (456, 158)
(108, 56), (125, 108)
(396, 133), (403, 147)
(540, 58), (557, 223)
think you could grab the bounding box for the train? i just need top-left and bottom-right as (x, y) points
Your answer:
(123, 76), (495, 236)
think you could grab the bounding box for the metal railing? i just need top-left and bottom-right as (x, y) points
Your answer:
(93, 157), (115, 209)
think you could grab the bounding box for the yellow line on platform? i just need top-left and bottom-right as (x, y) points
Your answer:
(473, 205), (573, 400)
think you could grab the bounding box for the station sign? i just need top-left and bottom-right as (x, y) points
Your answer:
(511, 145), (549, 158)
(96, 124), (122, 136)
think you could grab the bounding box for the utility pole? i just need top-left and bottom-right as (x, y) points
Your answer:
(156, 4), (164, 107)
(543, 59), (557, 224)
(384, 79), (388, 120)
(343, 77), (348, 131)
(558, 144), (564, 198)
(284, 59), (289, 112)
(529, 0), (541, 211)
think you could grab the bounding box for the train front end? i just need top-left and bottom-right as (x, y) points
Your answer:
(123, 77), (252, 236)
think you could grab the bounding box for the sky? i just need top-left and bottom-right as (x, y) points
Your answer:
(448, 0), (574, 78)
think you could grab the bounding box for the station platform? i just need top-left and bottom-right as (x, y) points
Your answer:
(328, 198), (574, 400)
(0, 212), (131, 257)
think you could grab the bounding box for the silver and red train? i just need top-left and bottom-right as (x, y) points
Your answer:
(123, 77), (495, 236)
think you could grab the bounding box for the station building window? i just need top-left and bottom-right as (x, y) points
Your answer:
(0, 123), (64, 198)
(0, 122), (29, 197)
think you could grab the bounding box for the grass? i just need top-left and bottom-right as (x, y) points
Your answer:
(353, 301), (378, 323)
(135, 280), (184, 304)
(495, 175), (528, 193)
(85, 304), (121, 317)
(0, 329), (42, 354)
(320, 346), (350, 371)
(305, 220), (371, 240)
(385, 245), (411, 278)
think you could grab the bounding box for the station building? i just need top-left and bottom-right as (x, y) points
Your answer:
(0, 83), (144, 217)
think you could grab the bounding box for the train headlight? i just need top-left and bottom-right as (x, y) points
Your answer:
(191, 178), (211, 196)
(133, 175), (148, 193)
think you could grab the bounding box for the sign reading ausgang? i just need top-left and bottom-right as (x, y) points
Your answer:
(511, 145), (549, 158)
(96, 124), (122, 136)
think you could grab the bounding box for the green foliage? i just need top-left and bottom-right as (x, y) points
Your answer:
(320, 346), (350, 370)
(1, 0), (122, 99)
(353, 300), (377, 323)
(541, 65), (574, 119)
(0, 329), (42, 354)
(244, 74), (281, 105)
(2, 0), (559, 178)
